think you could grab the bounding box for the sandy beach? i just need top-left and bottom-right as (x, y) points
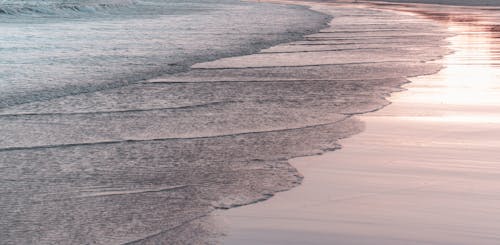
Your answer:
(220, 1), (500, 244)
(3, 0), (499, 243)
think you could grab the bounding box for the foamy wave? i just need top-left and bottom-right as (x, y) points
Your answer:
(0, 0), (136, 16)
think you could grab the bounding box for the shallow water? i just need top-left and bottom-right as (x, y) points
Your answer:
(0, 0), (449, 244)
(221, 2), (500, 244)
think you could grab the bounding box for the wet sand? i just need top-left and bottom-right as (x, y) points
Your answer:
(220, 2), (500, 244)
(0, 0), (447, 243)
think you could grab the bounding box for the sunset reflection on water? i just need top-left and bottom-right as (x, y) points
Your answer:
(388, 6), (500, 123)
(429, 25), (499, 106)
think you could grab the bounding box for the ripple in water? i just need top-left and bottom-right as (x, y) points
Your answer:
(0, 1), (450, 244)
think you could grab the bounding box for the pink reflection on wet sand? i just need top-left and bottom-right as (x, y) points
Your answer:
(222, 3), (500, 244)
(388, 6), (500, 124)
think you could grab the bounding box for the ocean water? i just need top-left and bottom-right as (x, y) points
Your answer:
(0, 0), (329, 107)
(0, 0), (450, 244)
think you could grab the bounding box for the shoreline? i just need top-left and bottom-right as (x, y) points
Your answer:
(0, 1), (462, 243)
(185, 0), (448, 211)
(220, 1), (500, 244)
(0, 1), (333, 244)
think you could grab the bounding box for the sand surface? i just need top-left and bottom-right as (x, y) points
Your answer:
(0, 1), (447, 243)
(220, 2), (500, 244)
